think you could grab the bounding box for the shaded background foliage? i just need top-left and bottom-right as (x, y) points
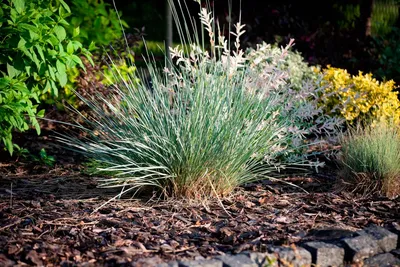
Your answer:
(112, 0), (400, 85)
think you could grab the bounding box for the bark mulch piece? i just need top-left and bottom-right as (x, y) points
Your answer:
(0, 167), (399, 266)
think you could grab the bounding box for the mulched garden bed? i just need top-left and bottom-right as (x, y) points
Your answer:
(0, 157), (399, 266)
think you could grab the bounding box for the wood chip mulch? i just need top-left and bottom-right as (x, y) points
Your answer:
(0, 163), (399, 267)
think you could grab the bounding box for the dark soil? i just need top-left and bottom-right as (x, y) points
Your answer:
(0, 130), (399, 266)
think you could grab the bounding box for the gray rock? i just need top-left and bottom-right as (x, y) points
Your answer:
(363, 253), (400, 267)
(304, 228), (355, 242)
(215, 254), (257, 267)
(240, 252), (278, 266)
(357, 225), (398, 252)
(156, 261), (179, 267)
(342, 235), (380, 263)
(302, 241), (344, 267)
(388, 222), (400, 248)
(267, 246), (312, 267)
(136, 256), (171, 267)
(178, 259), (223, 267)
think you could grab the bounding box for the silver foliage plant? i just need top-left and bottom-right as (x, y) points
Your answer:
(57, 0), (343, 200)
(245, 42), (344, 162)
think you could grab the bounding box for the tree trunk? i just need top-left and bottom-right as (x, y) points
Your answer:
(360, 0), (374, 37)
(165, 0), (173, 67)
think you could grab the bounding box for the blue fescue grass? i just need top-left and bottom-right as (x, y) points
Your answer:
(338, 121), (400, 198)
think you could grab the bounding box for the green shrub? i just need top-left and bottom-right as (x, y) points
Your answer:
(338, 121), (400, 199)
(67, 0), (129, 48)
(372, 27), (400, 83)
(0, 76), (43, 154)
(101, 53), (138, 87)
(41, 0), (135, 110)
(0, 0), (92, 154)
(58, 0), (142, 111)
(371, 0), (399, 37)
(53, 35), (141, 113)
(334, 0), (399, 36)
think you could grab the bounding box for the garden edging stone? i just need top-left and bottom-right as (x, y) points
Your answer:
(157, 225), (400, 267)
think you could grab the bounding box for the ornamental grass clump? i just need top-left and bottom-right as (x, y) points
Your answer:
(338, 121), (400, 199)
(57, 0), (333, 200)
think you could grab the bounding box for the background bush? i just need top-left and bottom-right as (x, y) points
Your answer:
(0, 0), (91, 154)
(57, 1), (141, 112)
(245, 42), (343, 163)
(371, 27), (400, 83)
(319, 66), (400, 125)
(67, 0), (129, 49)
(246, 43), (319, 91)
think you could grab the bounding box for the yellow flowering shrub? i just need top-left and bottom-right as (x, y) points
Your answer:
(320, 66), (400, 125)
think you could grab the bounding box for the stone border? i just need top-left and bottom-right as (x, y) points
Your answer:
(156, 224), (400, 267)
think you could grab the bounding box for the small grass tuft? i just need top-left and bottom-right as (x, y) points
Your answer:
(338, 121), (400, 198)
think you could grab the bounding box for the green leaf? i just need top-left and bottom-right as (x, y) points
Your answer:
(0, 77), (10, 89)
(59, 19), (69, 27)
(71, 55), (83, 68)
(56, 60), (66, 74)
(83, 50), (94, 66)
(39, 148), (47, 158)
(21, 48), (33, 61)
(17, 37), (27, 49)
(7, 63), (20, 79)
(58, 43), (64, 53)
(44, 80), (51, 93)
(121, 20), (129, 28)
(50, 80), (58, 97)
(37, 109), (45, 117)
(13, 0), (25, 14)
(67, 41), (74, 54)
(38, 63), (46, 76)
(28, 30), (39, 41)
(31, 117), (40, 135)
(57, 72), (67, 86)
(56, 60), (67, 86)
(13, 82), (28, 92)
(30, 48), (40, 69)
(72, 40), (82, 50)
(54, 25), (66, 42)
(19, 23), (38, 33)
(4, 137), (13, 156)
(48, 66), (56, 81)
(72, 26), (80, 38)
(10, 8), (18, 23)
(25, 65), (31, 75)
(88, 41), (97, 51)
(47, 34), (59, 46)
(58, 0), (71, 13)
(35, 45), (45, 61)
(47, 49), (57, 57)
